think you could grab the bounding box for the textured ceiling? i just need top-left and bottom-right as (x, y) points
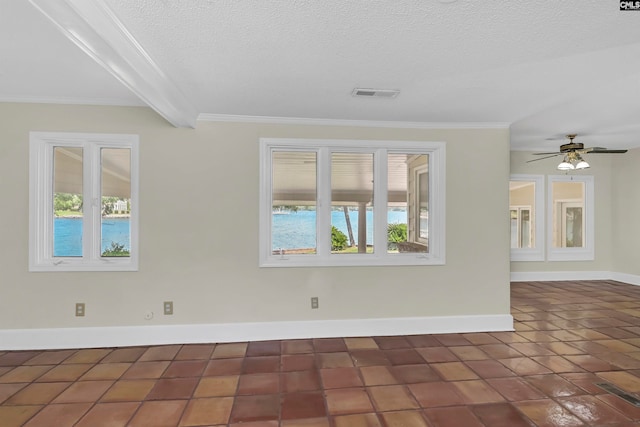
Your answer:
(2, 0), (640, 151)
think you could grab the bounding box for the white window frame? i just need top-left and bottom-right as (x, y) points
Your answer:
(547, 175), (594, 261)
(259, 138), (446, 267)
(414, 165), (429, 246)
(29, 132), (139, 272)
(509, 174), (545, 261)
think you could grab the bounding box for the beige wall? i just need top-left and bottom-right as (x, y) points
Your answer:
(612, 147), (640, 276)
(0, 103), (511, 331)
(510, 151), (616, 273)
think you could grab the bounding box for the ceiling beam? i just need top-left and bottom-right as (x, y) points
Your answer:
(29, 0), (198, 128)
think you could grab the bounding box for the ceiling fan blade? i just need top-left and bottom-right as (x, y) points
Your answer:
(532, 152), (562, 155)
(584, 148), (628, 154)
(526, 154), (562, 162)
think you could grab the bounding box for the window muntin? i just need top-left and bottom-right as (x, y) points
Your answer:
(260, 139), (445, 267)
(509, 175), (544, 261)
(30, 132), (139, 271)
(547, 175), (594, 261)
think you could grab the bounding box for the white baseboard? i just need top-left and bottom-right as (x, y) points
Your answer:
(510, 270), (640, 286)
(0, 314), (514, 351)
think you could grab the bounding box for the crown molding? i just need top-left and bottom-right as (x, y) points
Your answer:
(198, 113), (511, 130)
(28, 0), (198, 128)
(0, 96), (145, 107)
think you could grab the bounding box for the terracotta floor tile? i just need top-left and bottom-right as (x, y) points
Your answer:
(212, 343), (248, 359)
(193, 375), (239, 397)
(525, 374), (587, 398)
(79, 362), (131, 380)
(229, 394), (280, 423)
(280, 391), (326, 419)
(23, 350), (75, 365)
(229, 421), (279, 427)
(563, 372), (610, 394)
(0, 351), (41, 367)
(465, 359), (517, 379)
(0, 365), (53, 383)
(316, 352), (354, 368)
(415, 347), (458, 363)
(35, 363), (92, 382)
(425, 406), (485, 427)
(282, 354), (316, 372)
(244, 356), (281, 374)
(100, 347), (147, 363)
(565, 354), (619, 372)
(333, 412), (382, 427)
(367, 385), (419, 411)
(313, 338), (347, 353)
(246, 341), (281, 357)
(480, 344), (524, 359)
(320, 367), (363, 389)
(175, 344), (215, 360)
(597, 352), (640, 369)
(282, 339), (314, 355)
(179, 396), (234, 426)
(345, 337), (380, 350)
(435, 334), (471, 346)
(408, 381), (465, 407)
(62, 348), (111, 364)
(147, 377), (199, 400)
(596, 393), (640, 420)
(373, 336), (412, 350)
(281, 369), (321, 392)
(0, 405), (43, 427)
(360, 366), (398, 386)
(74, 401), (139, 427)
(380, 410), (429, 427)
(392, 364), (440, 383)
(351, 350), (391, 367)
(406, 335), (443, 347)
(509, 342), (556, 356)
(52, 380), (113, 403)
(128, 400), (188, 427)
(121, 361), (169, 379)
(100, 379), (155, 402)
(138, 345), (182, 362)
(449, 345), (492, 361)
(539, 341), (586, 355)
(462, 333), (502, 345)
(431, 362), (479, 381)
(558, 394), (630, 425)
(204, 358), (244, 376)
(470, 402), (534, 427)
(281, 417), (330, 426)
(498, 357), (553, 376)
(0, 383), (28, 404)
(237, 373), (280, 395)
(596, 371), (640, 392)
(23, 402), (92, 427)
(163, 360), (208, 378)
(487, 377), (547, 401)
(325, 387), (375, 415)
(451, 380), (505, 404)
(531, 355), (584, 373)
(384, 349), (425, 365)
(515, 399), (585, 427)
(490, 332), (531, 344)
(7, 382), (70, 404)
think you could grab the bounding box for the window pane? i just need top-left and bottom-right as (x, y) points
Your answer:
(509, 181), (536, 249)
(272, 151), (317, 254)
(551, 181), (585, 248)
(101, 148), (131, 257)
(331, 153), (373, 254)
(53, 147), (83, 257)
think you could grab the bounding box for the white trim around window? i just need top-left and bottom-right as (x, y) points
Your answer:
(509, 174), (545, 261)
(29, 132), (139, 272)
(259, 138), (446, 267)
(547, 175), (594, 261)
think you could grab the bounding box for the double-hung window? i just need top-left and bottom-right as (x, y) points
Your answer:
(259, 138), (446, 267)
(29, 132), (139, 271)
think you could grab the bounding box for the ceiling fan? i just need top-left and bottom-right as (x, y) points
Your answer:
(527, 134), (628, 170)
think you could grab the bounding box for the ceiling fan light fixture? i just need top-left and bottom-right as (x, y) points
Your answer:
(557, 159), (575, 171)
(575, 160), (590, 170)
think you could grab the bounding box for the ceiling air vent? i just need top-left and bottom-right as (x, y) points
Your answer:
(352, 88), (400, 98)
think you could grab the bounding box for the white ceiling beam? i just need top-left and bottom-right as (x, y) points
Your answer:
(29, 0), (198, 128)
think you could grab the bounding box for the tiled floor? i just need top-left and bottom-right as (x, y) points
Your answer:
(3, 281), (640, 426)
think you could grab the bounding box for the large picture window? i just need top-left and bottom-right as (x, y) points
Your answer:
(509, 174), (544, 261)
(30, 132), (139, 271)
(259, 138), (445, 267)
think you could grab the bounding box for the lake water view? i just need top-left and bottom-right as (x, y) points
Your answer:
(53, 210), (408, 255)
